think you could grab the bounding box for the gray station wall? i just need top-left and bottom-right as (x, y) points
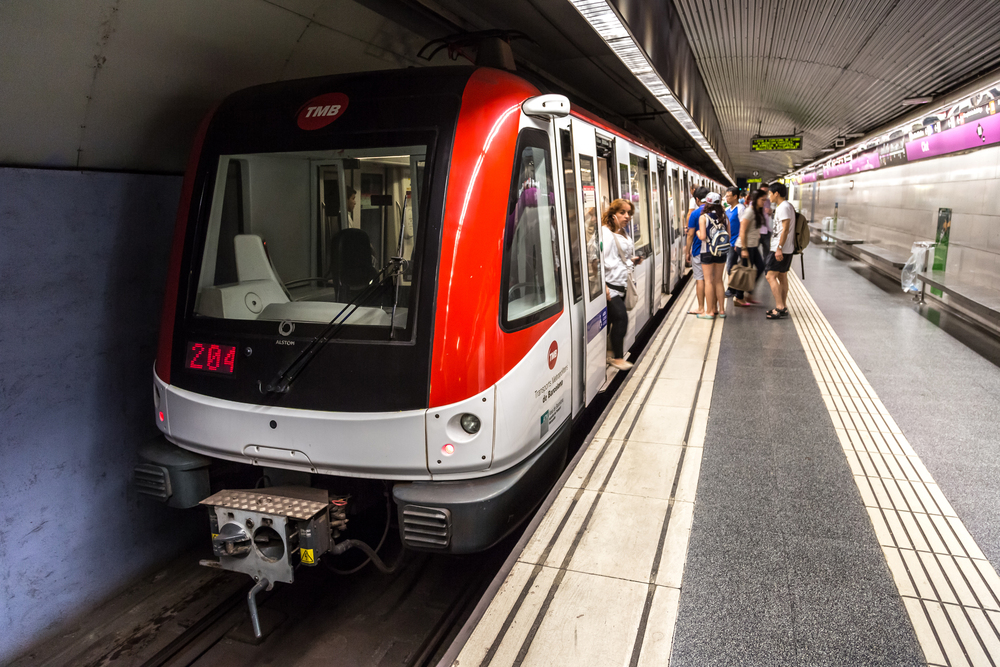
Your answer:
(795, 146), (1000, 288)
(0, 167), (204, 663)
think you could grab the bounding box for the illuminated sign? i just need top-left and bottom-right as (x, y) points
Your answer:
(186, 342), (237, 375)
(751, 136), (803, 151)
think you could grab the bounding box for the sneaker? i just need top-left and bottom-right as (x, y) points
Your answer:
(609, 358), (634, 370)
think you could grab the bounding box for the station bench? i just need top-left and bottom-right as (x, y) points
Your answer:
(820, 229), (866, 245)
(918, 270), (1000, 328)
(856, 244), (910, 270)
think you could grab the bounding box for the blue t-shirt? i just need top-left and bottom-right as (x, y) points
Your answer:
(728, 207), (741, 248)
(687, 205), (704, 256)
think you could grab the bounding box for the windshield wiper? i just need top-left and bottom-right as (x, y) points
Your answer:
(260, 257), (406, 395)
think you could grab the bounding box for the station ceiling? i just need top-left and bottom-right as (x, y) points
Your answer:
(3, 0), (1000, 184)
(671, 0), (1000, 182)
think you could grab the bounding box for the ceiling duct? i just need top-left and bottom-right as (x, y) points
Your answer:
(418, 30), (532, 71)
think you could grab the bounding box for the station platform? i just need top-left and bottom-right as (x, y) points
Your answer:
(446, 246), (1000, 667)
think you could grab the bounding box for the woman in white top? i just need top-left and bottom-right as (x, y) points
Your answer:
(734, 189), (767, 306)
(601, 198), (643, 371)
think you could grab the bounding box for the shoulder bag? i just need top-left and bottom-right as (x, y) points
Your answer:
(728, 256), (757, 293)
(610, 232), (639, 310)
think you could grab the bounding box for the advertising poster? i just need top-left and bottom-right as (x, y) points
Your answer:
(931, 208), (952, 296)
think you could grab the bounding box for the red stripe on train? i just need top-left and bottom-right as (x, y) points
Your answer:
(155, 105), (218, 385)
(429, 68), (560, 407)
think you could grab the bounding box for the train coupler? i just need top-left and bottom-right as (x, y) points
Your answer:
(198, 486), (348, 638)
(199, 487), (347, 638)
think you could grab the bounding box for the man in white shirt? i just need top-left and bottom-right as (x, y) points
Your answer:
(764, 181), (795, 319)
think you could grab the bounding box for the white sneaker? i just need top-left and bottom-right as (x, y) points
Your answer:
(609, 358), (633, 371)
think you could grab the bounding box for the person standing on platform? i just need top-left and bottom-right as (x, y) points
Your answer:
(758, 183), (772, 257)
(723, 187), (742, 301)
(764, 182), (795, 319)
(697, 192), (730, 319)
(602, 198), (643, 370)
(685, 186), (709, 315)
(734, 189), (767, 306)
(687, 184), (698, 219)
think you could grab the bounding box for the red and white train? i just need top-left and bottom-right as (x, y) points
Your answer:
(144, 63), (718, 583)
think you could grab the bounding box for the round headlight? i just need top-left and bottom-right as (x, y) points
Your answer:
(460, 413), (481, 434)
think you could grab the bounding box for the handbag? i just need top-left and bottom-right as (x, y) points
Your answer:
(728, 255), (757, 293)
(610, 232), (639, 310)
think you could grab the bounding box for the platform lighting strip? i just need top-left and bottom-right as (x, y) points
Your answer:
(788, 273), (1000, 667)
(569, 0), (734, 185)
(790, 76), (1000, 180)
(457, 284), (720, 665)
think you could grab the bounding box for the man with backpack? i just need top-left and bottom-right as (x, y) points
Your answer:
(685, 186), (710, 315)
(764, 182), (795, 319)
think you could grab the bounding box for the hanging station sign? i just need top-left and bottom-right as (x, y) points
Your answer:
(751, 136), (803, 151)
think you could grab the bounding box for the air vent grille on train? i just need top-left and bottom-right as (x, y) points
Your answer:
(134, 463), (172, 500)
(401, 505), (451, 548)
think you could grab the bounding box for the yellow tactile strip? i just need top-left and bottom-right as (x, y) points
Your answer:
(788, 271), (1000, 667)
(455, 282), (720, 667)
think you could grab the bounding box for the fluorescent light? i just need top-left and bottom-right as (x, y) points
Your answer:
(566, 0), (734, 185)
(821, 148), (835, 152)
(901, 96), (933, 105)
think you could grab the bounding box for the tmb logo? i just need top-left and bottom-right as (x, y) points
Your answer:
(297, 93), (350, 130)
(548, 341), (558, 370)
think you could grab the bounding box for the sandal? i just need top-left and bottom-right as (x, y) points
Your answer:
(696, 313), (716, 320)
(717, 313), (726, 319)
(734, 299), (749, 307)
(766, 308), (789, 320)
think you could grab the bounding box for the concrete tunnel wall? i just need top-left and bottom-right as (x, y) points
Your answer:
(0, 167), (204, 662)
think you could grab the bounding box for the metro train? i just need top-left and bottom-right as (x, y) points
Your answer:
(143, 62), (719, 589)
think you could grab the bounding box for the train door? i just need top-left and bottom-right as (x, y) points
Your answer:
(650, 160), (670, 300)
(670, 167), (684, 287)
(554, 119), (587, 416)
(626, 152), (657, 319)
(679, 170), (691, 277)
(659, 161), (673, 292)
(574, 121), (611, 405)
(614, 144), (643, 340)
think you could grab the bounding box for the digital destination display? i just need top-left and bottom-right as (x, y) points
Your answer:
(751, 136), (803, 151)
(185, 342), (237, 374)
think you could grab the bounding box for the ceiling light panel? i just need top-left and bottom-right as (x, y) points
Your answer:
(568, 0), (734, 184)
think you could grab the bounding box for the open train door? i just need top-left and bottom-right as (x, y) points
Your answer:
(571, 119), (611, 404)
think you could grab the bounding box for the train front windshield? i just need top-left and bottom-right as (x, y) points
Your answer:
(193, 145), (426, 338)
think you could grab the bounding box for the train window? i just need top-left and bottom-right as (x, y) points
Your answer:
(501, 129), (563, 331)
(193, 144), (427, 339)
(559, 129), (583, 303)
(579, 155), (603, 302)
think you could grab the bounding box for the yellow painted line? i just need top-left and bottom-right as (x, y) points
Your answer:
(787, 272), (1000, 666)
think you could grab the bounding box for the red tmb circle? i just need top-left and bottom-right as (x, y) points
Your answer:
(297, 93), (350, 130)
(548, 341), (559, 370)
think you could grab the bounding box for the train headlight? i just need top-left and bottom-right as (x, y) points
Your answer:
(460, 413), (481, 434)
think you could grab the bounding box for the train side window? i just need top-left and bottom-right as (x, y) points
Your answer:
(559, 129), (583, 303)
(578, 155), (603, 302)
(501, 129), (563, 331)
